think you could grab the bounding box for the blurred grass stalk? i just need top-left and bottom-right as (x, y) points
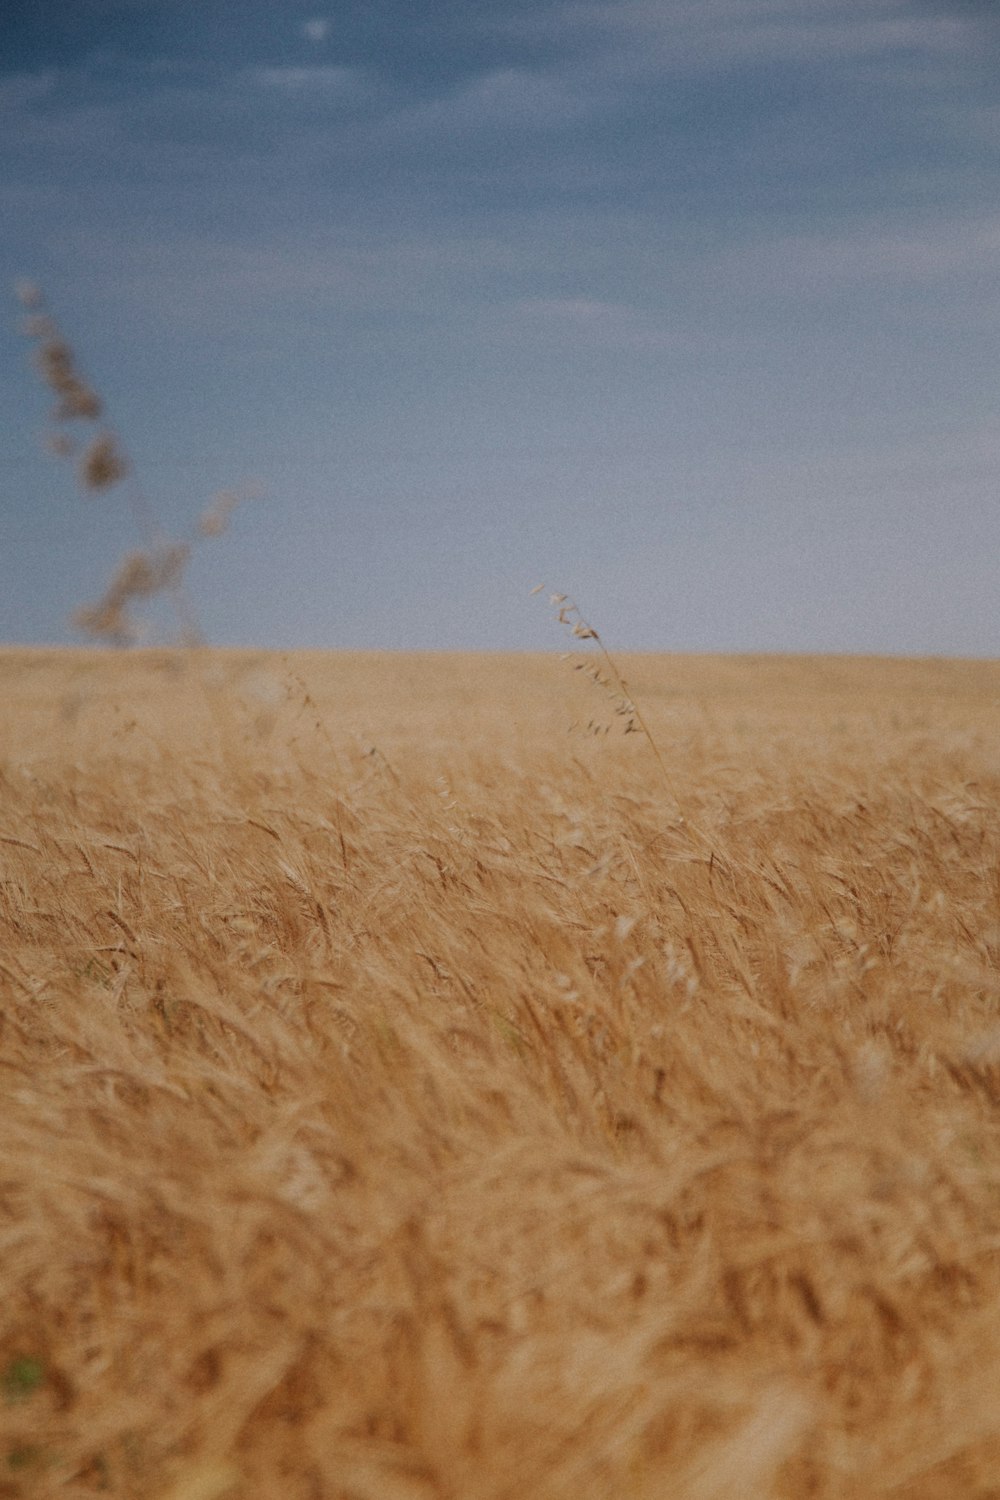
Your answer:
(14, 280), (253, 648)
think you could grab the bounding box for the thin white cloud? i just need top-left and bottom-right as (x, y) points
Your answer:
(707, 217), (1000, 298)
(379, 66), (594, 139)
(302, 18), (331, 44)
(0, 70), (58, 111)
(250, 64), (358, 93)
(509, 296), (700, 352)
(520, 296), (622, 323)
(46, 228), (536, 331)
(0, 95), (121, 154)
(491, 0), (976, 73)
(65, 234), (366, 318)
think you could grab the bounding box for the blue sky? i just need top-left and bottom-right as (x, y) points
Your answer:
(2, 0), (999, 652)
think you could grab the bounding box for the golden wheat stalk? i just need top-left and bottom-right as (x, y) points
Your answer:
(535, 584), (684, 804)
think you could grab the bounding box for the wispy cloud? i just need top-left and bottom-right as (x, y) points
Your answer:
(301, 17), (331, 45)
(250, 64), (360, 93)
(375, 65), (595, 139)
(38, 226), (538, 332)
(0, 69), (57, 109)
(703, 216), (1000, 300)
(490, 0), (979, 74)
(509, 296), (687, 351)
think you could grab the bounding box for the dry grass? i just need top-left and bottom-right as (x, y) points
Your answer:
(3, 647), (1000, 1498)
(15, 286), (248, 650)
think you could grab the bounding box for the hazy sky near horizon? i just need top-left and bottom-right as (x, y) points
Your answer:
(2, 0), (999, 653)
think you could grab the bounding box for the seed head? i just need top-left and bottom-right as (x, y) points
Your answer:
(79, 432), (128, 491)
(73, 544), (191, 644)
(33, 338), (103, 420)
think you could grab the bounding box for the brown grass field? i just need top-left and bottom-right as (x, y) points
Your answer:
(4, 646), (1000, 1499)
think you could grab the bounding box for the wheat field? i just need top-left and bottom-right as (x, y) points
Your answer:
(3, 646), (1000, 1499)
